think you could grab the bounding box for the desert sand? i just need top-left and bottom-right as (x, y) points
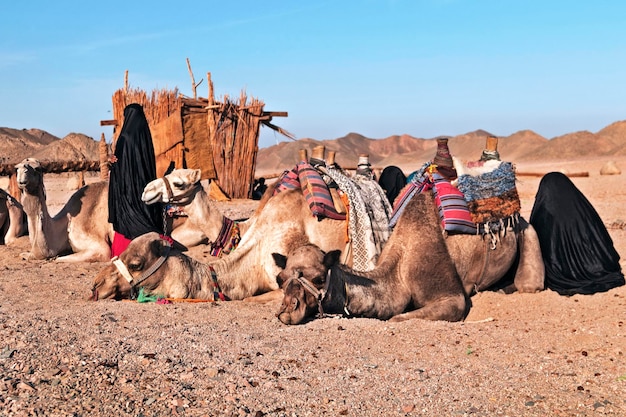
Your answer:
(0, 156), (625, 416)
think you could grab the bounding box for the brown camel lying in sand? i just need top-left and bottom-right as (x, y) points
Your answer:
(91, 182), (350, 300)
(0, 189), (27, 245)
(273, 191), (469, 324)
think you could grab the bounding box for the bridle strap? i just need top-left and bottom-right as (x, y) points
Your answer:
(161, 177), (202, 204)
(285, 269), (333, 318)
(163, 176), (175, 202)
(111, 240), (172, 299)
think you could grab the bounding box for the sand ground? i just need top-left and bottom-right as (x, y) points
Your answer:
(0, 157), (625, 416)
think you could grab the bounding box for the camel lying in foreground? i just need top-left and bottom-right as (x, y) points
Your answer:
(91, 182), (350, 300)
(0, 189), (27, 245)
(90, 230), (311, 301)
(273, 191), (469, 324)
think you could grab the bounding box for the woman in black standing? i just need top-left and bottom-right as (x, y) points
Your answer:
(108, 103), (163, 257)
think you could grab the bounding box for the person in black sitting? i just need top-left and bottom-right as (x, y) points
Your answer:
(530, 172), (625, 295)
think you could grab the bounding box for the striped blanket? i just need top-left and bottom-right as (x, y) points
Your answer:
(274, 162), (346, 221)
(431, 172), (477, 235)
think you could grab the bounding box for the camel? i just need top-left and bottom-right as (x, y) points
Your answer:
(141, 168), (544, 297)
(91, 182), (349, 300)
(14, 159), (214, 262)
(272, 191), (469, 324)
(0, 189), (27, 245)
(141, 168), (255, 250)
(16, 158), (115, 262)
(90, 230), (312, 301)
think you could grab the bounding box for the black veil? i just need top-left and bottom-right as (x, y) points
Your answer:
(530, 172), (624, 295)
(107, 103), (163, 239)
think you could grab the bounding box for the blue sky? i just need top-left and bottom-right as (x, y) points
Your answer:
(1, 1), (625, 149)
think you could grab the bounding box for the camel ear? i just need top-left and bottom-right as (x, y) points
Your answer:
(148, 238), (170, 256)
(323, 250), (342, 269)
(191, 169), (202, 184)
(272, 252), (287, 269)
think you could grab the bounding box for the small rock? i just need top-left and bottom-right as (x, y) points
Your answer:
(600, 161), (621, 175)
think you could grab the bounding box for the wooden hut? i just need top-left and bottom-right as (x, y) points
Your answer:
(101, 69), (290, 199)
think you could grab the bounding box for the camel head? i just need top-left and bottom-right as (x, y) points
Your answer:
(90, 232), (174, 301)
(142, 169), (202, 205)
(15, 158), (44, 194)
(272, 244), (342, 325)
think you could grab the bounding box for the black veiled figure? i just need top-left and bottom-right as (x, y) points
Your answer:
(108, 104), (163, 254)
(378, 166), (406, 205)
(529, 172), (624, 295)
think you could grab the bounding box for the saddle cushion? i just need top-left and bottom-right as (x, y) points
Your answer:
(274, 162), (346, 220)
(432, 173), (477, 234)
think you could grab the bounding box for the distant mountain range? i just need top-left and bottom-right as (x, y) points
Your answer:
(255, 120), (626, 176)
(2, 120), (626, 177)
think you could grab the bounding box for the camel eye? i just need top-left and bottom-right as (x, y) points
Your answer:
(172, 180), (185, 189)
(312, 275), (325, 286)
(128, 259), (144, 271)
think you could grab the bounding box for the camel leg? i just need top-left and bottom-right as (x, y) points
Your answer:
(513, 224), (544, 293)
(243, 289), (284, 304)
(56, 248), (111, 263)
(5, 206), (26, 245)
(389, 294), (468, 323)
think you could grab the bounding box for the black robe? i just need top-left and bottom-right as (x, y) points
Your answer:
(108, 103), (163, 239)
(529, 172), (624, 295)
(378, 166), (406, 205)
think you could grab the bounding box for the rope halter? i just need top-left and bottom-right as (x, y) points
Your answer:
(283, 269), (333, 318)
(111, 238), (172, 300)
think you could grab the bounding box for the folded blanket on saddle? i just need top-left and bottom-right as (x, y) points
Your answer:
(389, 162), (432, 228)
(274, 162), (346, 221)
(390, 163), (476, 235)
(455, 161), (521, 228)
(325, 167), (393, 272)
(431, 173), (477, 235)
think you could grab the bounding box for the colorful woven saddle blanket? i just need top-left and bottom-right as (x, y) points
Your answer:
(274, 162), (393, 272)
(390, 162), (476, 234)
(273, 161), (346, 220)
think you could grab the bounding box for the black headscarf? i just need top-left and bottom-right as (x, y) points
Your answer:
(108, 103), (163, 239)
(530, 172), (624, 295)
(378, 166), (407, 205)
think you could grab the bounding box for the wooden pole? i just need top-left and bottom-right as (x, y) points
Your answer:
(99, 133), (109, 180)
(187, 58), (197, 99)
